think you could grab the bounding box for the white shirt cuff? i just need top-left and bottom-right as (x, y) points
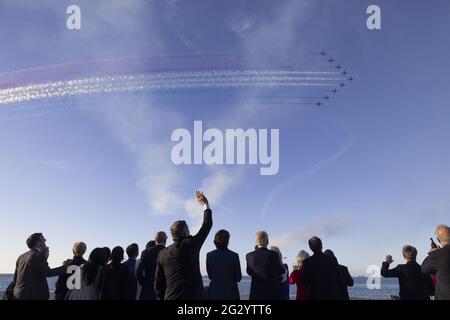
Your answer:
(204, 203), (210, 210)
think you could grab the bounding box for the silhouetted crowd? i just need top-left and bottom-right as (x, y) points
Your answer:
(3, 192), (450, 300)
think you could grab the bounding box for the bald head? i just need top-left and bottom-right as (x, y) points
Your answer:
(255, 231), (269, 247)
(436, 225), (450, 245)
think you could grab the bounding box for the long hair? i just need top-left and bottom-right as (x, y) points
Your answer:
(83, 248), (104, 286)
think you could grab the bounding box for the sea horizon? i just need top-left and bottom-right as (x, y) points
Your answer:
(0, 274), (400, 300)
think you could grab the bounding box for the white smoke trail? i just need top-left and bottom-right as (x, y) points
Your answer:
(0, 70), (339, 106)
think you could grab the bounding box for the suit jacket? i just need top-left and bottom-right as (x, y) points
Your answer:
(338, 264), (353, 300)
(206, 248), (242, 300)
(246, 247), (284, 300)
(13, 248), (64, 300)
(54, 255), (86, 300)
(382, 261), (432, 300)
(122, 258), (138, 300)
(98, 263), (129, 300)
(155, 209), (213, 300)
(421, 244), (450, 300)
(136, 244), (166, 300)
(301, 252), (342, 300)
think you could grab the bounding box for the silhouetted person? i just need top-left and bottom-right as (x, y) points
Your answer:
(270, 246), (290, 300)
(422, 224), (450, 300)
(55, 242), (87, 300)
(102, 247), (111, 265)
(141, 241), (156, 260)
(289, 250), (310, 300)
(382, 245), (432, 300)
(13, 233), (70, 300)
(98, 246), (129, 300)
(155, 191), (212, 300)
(66, 247), (104, 300)
(246, 231), (284, 300)
(301, 236), (342, 300)
(137, 231), (167, 300)
(324, 249), (353, 300)
(122, 243), (139, 300)
(206, 229), (242, 300)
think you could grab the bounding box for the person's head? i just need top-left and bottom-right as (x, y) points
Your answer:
(214, 229), (230, 250)
(324, 249), (338, 263)
(84, 248), (104, 285)
(146, 241), (156, 249)
(269, 246), (283, 265)
(255, 231), (269, 248)
(111, 246), (124, 264)
(402, 245), (418, 262)
(72, 242), (87, 257)
(155, 231), (167, 245)
(126, 243), (139, 259)
(102, 247), (111, 264)
(296, 250), (310, 268)
(88, 248), (104, 265)
(171, 220), (190, 241)
(26, 233), (46, 250)
(308, 236), (323, 254)
(435, 224), (450, 246)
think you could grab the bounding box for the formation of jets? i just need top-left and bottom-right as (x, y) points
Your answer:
(314, 50), (354, 107)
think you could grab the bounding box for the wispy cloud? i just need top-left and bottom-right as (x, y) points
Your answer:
(185, 168), (241, 231)
(261, 135), (355, 218)
(93, 96), (187, 215)
(271, 213), (350, 248)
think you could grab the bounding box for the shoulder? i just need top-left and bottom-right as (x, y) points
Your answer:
(268, 249), (278, 258)
(229, 250), (240, 259)
(340, 264), (349, 272)
(207, 250), (217, 258)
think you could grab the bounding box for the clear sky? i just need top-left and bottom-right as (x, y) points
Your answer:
(0, 0), (449, 276)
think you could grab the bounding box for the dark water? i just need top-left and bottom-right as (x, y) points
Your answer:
(1, 274), (399, 300)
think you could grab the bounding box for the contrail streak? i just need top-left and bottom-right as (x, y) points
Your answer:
(0, 71), (339, 105)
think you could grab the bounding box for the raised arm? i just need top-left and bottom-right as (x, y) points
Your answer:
(421, 252), (438, 275)
(193, 191), (213, 247)
(381, 256), (400, 278)
(33, 250), (67, 278)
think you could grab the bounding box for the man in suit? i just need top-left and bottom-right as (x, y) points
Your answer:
(381, 245), (432, 300)
(422, 224), (450, 300)
(155, 191), (212, 300)
(324, 249), (353, 300)
(206, 229), (242, 300)
(137, 231), (167, 300)
(246, 231), (284, 300)
(301, 236), (342, 300)
(13, 233), (71, 300)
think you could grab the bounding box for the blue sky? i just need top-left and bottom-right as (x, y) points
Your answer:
(1, 0), (450, 277)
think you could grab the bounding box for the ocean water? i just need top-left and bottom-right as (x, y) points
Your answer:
(0, 274), (399, 300)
